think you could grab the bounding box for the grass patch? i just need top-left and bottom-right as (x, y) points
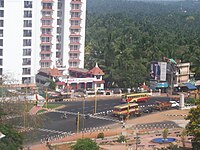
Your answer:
(42, 103), (63, 109)
(37, 109), (47, 114)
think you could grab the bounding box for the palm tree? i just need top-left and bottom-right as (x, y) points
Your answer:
(181, 129), (187, 149)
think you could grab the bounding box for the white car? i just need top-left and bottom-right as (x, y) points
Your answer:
(169, 101), (179, 108)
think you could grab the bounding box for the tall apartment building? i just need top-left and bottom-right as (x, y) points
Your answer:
(0, 0), (86, 85)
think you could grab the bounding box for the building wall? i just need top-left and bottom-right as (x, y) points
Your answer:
(176, 63), (191, 84)
(1, 0), (86, 84)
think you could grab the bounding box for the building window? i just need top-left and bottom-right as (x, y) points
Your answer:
(23, 39), (31, 46)
(23, 20), (32, 27)
(57, 27), (62, 34)
(22, 77), (31, 84)
(0, 59), (2, 66)
(70, 45), (79, 50)
(24, 1), (32, 8)
(23, 49), (31, 56)
(70, 37), (80, 43)
(22, 58), (31, 65)
(0, 30), (3, 37)
(0, 39), (3, 46)
(70, 53), (78, 59)
(58, 2), (62, 9)
(71, 4), (81, 10)
(71, 12), (81, 18)
(0, 10), (4, 17)
(41, 62), (50, 68)
(42, 20), (52, 26)
(69, 62), (78, 67)
(41, 45), (51, 50)
(0, 20), (3, 27)
(22, 68), (31, 75)
(57, 19), (62, 25)
(23, 30), (32, 37)
(57, 11), (62, 17)
(41, 28), (52, 34)
(24, 11), (32, 18)
(41, 37), (51, 43)
(0, 68), (2, 75)
(0, 49), (3, 56)
(71, 20), (80, 26)
(0, 0), (4, 8)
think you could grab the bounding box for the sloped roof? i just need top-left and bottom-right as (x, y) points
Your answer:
(87, 63), (104, 75)
(39, 67), (62, 77)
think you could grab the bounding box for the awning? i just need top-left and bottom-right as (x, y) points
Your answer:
(184, 83), (197, 90)
(156, 82), (168, 88)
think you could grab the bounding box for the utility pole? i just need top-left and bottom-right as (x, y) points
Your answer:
(94, 91), (97, 114)
(127, 102), (130, 120)
(76, 112), (80, 133)
(134, 133), (140, 150)
(45, 88), (48, 108)
(24, 80), (29, 128)
(82, 96), (86, 138)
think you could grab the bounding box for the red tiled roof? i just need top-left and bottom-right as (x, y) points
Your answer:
(93, 80), (105, 84)
(39, 67), (62, 77)
(88, 64), (104, 75)
(56, 82), (66, 85)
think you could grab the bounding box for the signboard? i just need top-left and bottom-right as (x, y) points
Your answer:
(150, 61), (167, 81)
(158, 62), (167, 81)
(150, 61), (160, 80)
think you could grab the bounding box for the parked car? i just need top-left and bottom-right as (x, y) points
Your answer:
(143, 106), (154, 113)
(169, 101), (179, 108)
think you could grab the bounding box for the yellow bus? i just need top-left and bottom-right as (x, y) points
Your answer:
(112, 103), (141, 118)
(121, 93), (150, 103)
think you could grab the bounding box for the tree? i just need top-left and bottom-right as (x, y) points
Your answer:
(162, 128), (169, 141)
(0, 122), (23, 150)
(73, 138), (99, 150)
(181, 129), (187, 148)
(185, 105), (200, 149)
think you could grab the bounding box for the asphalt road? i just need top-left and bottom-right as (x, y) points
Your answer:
(23, 96), (172, 144)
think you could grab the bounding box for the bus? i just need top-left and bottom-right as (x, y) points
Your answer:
(113, 103), (141, 118)
(121, 93), (150, 103)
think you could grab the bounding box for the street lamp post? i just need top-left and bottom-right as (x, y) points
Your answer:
(94, 91), (97, 114)
(24, 79), (29, 128)
(82, 96), (86, 138)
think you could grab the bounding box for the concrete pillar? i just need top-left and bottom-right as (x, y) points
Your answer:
(179, 93), (184, 110)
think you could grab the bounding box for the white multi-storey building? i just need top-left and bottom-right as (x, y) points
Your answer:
(0, 0), (86, 85)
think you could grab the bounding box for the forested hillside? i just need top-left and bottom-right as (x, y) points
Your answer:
(85, 0), (200, 88)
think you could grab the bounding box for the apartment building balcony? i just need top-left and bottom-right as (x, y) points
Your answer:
(69, 42), (81, 45)
(41, 25), (53, 28)
(70, 1), (82, 4)
(42, 0), (54, 3)
(40, 42), (52, 45)
(70, 17), (81, 21)
(40, 59), (52, 62)
(41, 34), (53, 37)
(70, 25), (81, 29)
(41, 16), (53, 20)
(40, 50), (52, 54)
(69, 33), (81, 37)
(41, 9), (54, 13)
(68, 58), (80, 62)
(70, 9), (82, 13)
(69, 50), (81, 53)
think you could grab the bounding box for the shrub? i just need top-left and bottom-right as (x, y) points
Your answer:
(117, 135), (126, 143)
(97, 132), (104, 139)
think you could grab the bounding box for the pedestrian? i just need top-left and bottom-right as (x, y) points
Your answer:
(122, 121), (125, 128)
